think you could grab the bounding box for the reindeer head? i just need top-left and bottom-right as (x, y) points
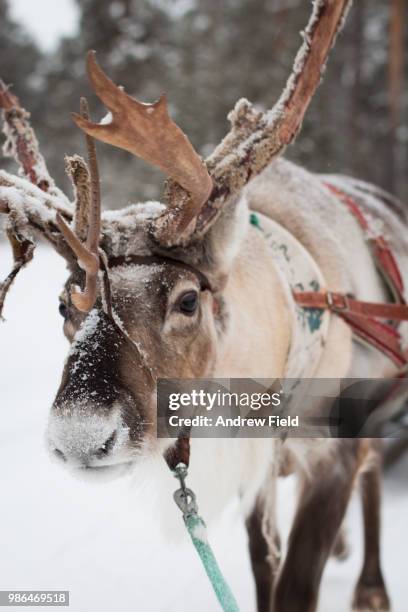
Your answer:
(0, 1), (351, 476)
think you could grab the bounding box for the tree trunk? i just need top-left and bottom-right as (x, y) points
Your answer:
(349, 0), (364, 177)
(386, 0), (405, 196)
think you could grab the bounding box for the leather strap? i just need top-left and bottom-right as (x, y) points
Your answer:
(293, 183), (408, 369)
(163, 432), (191, 470)
(324, 182), (405, 303)
(341, 313), (407, 367)
(294, 291), (408, 367)
(293, 291), (408, 321)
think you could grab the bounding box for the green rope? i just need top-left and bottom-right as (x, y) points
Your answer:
(185, 513), (240, 612)
(173, 465), (240, 612)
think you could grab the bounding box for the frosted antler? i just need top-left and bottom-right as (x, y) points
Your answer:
(0, 79), (70, 205)
(56, 97), (102, 312)
(0, 85), (73, 317)
(153, 0), (353, 245)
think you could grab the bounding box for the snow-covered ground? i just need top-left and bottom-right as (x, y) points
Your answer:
(0, 245), (407, 612)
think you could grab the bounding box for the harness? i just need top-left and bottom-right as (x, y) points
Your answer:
(294, 183), (408, 369)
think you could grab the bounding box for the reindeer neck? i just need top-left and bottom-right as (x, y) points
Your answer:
(214, 222), (292, 379)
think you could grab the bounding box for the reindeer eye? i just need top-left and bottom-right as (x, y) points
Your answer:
(177, 291), (199, 315)
(58, 302), (68, 319)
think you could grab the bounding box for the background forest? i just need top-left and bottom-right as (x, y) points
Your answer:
(0, 0), (406, 209)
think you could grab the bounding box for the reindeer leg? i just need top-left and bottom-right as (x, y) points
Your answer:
(352, 453), (390, 612)
(273, 440), (363, 612)
(246, 497), (280, 612)
(331, 523), (350, 561)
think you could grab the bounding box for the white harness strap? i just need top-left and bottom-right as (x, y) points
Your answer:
(252, 212), (331, 378)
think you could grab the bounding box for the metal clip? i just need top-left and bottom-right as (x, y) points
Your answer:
(173, 462), (198, 517)
(174, 487), (198, 517)
(173, 462), (188, 488)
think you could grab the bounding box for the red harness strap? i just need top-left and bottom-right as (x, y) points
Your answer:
(325, 183), (405, 304)
(294, 290), (408, 367)
(294, 183), (408, 369)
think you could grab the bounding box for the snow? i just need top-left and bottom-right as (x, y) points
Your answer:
(0, 185), (25, 210)
(102, 201), (165, 257)
(0, 243), (407, 612)
(103, 201), (165, 223)
(99, 112), (113, 126)
(69, 309), (100, 357)
(190, 519), (209, 544)
(0, 170), (73, 218)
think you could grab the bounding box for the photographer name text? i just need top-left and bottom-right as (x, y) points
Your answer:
(168, 414), (299, 428)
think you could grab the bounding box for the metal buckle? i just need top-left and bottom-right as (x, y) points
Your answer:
(326, 291), (349, 312)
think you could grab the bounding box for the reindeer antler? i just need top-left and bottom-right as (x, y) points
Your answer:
(0, 82), (74, 317)
(71, 2), (350, 247)
(0, 88), (101, 315)
(73, 51), (213, 235)
(0, 80), (70, 205)
(153, 0), (353, 245)
(56, 97), (101, 312)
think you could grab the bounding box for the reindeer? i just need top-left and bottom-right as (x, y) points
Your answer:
(0, 1), (405, 610)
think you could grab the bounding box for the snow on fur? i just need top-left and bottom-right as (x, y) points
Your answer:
(102, 201), (165, 257)
(69, 309), (101, 357)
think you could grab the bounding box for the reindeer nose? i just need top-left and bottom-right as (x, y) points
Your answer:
(93, 430), (118, 457)
(46, 413), (125, 467)
(52, 430), (118, 464)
